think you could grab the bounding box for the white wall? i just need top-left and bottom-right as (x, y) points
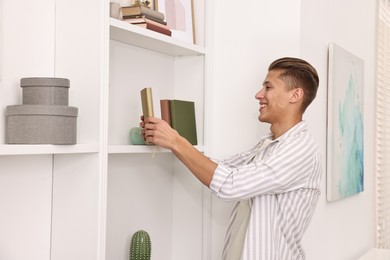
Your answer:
(300, 0), (376, 259)
(207, 0), (376, 259)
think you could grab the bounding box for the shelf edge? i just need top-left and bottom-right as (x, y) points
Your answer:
(108, 145), (204, 154)
(0, 144), (100, 155)
(109, 18), (205, 56)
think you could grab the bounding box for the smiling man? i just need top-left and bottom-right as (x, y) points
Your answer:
(142, 57), (321, 260)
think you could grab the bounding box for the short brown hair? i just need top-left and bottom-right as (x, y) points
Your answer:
(268, 57), (319, 112)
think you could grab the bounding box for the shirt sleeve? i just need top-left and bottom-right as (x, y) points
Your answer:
(210, 135), (319, 201)
(211, 140), (263, 169)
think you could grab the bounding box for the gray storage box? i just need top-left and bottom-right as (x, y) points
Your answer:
(6, 105), (78, 144)
(21, 77), (70, 106)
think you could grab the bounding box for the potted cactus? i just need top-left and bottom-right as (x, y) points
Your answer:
(129, 230), (151, 260)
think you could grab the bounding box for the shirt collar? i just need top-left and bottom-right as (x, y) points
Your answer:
(273, 120), (308, 142)
(258, 121), (308, 147)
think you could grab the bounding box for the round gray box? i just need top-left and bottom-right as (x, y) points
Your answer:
(21, 77), (70, 106)
(6, 105), (78, 144)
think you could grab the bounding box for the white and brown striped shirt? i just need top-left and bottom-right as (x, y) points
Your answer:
(210, 121), (322, 260)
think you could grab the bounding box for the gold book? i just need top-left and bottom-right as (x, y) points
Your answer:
(140, 87), (154, 119)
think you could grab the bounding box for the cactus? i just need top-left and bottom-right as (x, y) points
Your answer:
(129, 230), (151, 260)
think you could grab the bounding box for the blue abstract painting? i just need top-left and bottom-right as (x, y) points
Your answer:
(327, 43), (364, 202)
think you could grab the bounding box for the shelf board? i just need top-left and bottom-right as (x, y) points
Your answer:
(358, 248), (390, 260)
(0, 144), (205, 155)
(108, 145), (169, 154)
(108, 144), (204, 154)
(109, 18), (205, 56)
(0, 144), (100, 155)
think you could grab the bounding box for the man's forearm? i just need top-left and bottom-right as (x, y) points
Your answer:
(171, 135), (217, 187)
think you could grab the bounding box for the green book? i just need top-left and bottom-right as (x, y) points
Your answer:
(169, 99), (197, 145)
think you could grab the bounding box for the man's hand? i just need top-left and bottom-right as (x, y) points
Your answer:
(141, 116), (180, 149)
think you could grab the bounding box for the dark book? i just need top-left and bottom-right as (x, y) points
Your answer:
(160, 99), (172, 126)
(121, 5), (165, 21)
(135, 22), (172, 36)
(140, 87), (154, 119)
(123, 17), (170, 29)
(169, 100), (197, 145)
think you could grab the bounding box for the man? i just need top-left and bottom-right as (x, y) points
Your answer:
(142, 57), (321, 260)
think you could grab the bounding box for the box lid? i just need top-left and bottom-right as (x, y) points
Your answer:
(6, 105), (78, 117)
(20, 77), (70, 88)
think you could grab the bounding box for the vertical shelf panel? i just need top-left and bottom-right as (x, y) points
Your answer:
(51, 0), (103, 259)
(50, 154), (101, 260)
(106, 153), (174, 260)
(0, 155), (53, 260)
(172, 160), (204, 260)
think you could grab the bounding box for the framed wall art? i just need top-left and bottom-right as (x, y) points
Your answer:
(326, 42), (365, 202)
(155, 0), (195, 44)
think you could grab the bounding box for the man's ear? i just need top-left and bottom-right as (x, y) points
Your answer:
(290, 88), (304, 103)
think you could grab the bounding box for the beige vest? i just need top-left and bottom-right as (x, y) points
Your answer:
(225, 139), (272, 260)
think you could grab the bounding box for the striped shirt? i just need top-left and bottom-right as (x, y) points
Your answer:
(210, 121), (322, 260)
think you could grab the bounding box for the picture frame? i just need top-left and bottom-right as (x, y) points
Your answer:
(326, 42), (365, 202)
(145, 0), (155, 11)
(155, 0), (195, 44)
(129, 0), (156, 10)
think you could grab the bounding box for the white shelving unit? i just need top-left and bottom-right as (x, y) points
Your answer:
(0, 0), (209, 260)
(105, 7), (208, 259)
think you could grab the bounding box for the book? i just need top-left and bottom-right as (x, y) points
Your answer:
(140, 87), (154, 119)
(123, 14), (168, 25)
(169, 99), (197, 145)
(135, 22), (172, 36)
(160, 99), (172, 126)
(123, 17), (170, 30)
(121, 5), (165, 21)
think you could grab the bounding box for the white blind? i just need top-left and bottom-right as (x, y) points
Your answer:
(377, 0), (390, 249)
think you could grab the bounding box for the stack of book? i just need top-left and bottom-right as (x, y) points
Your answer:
(121, 4), (172, 36)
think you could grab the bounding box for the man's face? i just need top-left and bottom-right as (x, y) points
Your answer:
(255, 69), (293, 124)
